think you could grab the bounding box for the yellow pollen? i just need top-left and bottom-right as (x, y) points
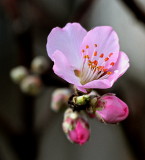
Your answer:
(107, 71), (112, 75)
(94, 51), (97, 56)
(86, 45), (89, 49)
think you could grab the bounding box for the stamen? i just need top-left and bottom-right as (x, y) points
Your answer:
(103, 68), (108, 72)
(84, 55), (90, 59)
(109, 53), (113, 57)
(80, 45), (114, 85)
(91, 65), (96, 69)
(107, 71), (112, 75)
(110, 62), (115, 66)
(93, 60), (98, 65)
(86, 45), (89, 49)
(93, 51), (98, 56)
(82, 49), (85, 53)
(98, 66), (104, 71)
(104, 57), (109, 61)
(100, 54), (104, 58)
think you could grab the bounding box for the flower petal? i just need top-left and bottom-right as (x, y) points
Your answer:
(80, 26), (120, 69)
(83, 79), (111, 89)
(46, 23), (87, 68)
(108, 51), (130, 83)
(76, 86), (87, 93)
(52, 50), (81, 86)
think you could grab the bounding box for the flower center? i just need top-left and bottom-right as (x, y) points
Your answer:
(77, 44), (115, 85)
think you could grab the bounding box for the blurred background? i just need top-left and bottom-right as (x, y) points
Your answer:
(0, 0), (145, 160)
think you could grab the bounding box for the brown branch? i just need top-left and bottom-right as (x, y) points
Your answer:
(121, 0), (145, 25)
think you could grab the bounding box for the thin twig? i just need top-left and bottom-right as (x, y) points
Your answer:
(120, 0), (145, 25)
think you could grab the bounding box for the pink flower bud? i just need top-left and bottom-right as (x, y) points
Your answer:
(10, 66), (28, 84)
(62, 109), (90, 145)
(20, 75), (42, 95)
(96, 94), (129, 124)
(31, 56), (50, 74)
(51, 88), (71, 112)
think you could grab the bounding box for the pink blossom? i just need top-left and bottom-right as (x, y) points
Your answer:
(46, 23), (129, 93)
(96, 94), (129, 123)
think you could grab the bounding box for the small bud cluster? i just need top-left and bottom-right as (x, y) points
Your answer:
(51, 89), (129, 145)
(10, 56), (50, 95)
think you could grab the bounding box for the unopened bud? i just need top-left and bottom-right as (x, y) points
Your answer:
(95, 94), (129, 124)
(20, 75), (42, 95)
(31, 56), (49, 74)
(10, 66), (28, 84)
(62, 108), (90, 145)
(51, 88), (71, 112)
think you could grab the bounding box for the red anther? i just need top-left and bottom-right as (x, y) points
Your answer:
(94, 51), (97, 56)
(100, 54), (104, 58)
(104, 57), (109, 61)
(109, 53), (113, 57)
(110, 62), (115, 66)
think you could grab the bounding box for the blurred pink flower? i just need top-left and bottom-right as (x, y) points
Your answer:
(46, 23), (129, 93)
(96, 94), (129, 123)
